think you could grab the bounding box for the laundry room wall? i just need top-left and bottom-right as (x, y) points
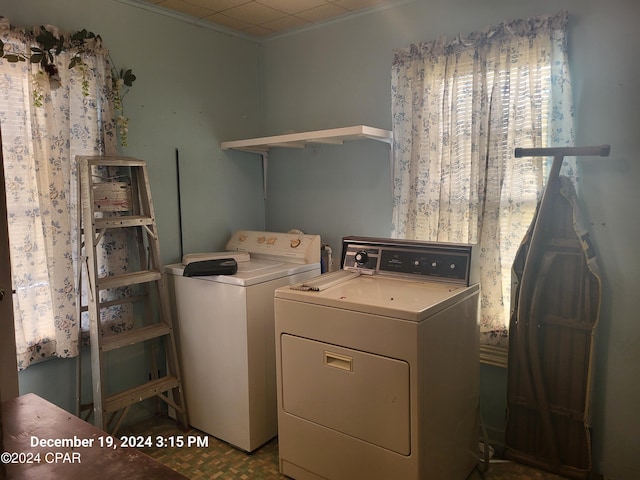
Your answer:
(2, 0), (265, 262)
(260, 0), (640, 478)
(2, 0), (264, 420)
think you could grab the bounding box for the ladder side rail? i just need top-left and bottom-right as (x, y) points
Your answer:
(129, 166), (161, 398)
(129, 166), (155, 326)
(75, 157), (85, 418)
(137, 164), (168, 324)
(79, 159), (108, 430)
(137, 163), (188, 427)
(138, 163), (162, 272)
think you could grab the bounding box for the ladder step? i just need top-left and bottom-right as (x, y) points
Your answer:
(101, 323), (172, 352)
(104, 376), (180, 414)
(97, 270), (162, 290)
(80, 294), (148, 313)
(82, 156), (147, 168)
(94, 215), (154, 229)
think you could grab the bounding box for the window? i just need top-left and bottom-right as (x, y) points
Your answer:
(0, 22), (125, 369)
(391, 12), (575, 347)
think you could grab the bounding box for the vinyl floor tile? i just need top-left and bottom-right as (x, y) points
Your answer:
(121, 416), (568, 479)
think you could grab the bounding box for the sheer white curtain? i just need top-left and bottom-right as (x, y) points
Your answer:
(0, 22), (130, 369)
(391, 12), (575, 346)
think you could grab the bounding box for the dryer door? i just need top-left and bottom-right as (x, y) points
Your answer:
(280, 334), (410, 455)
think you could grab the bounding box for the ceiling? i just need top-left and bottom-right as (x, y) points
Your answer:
(132, 0), (397, 38)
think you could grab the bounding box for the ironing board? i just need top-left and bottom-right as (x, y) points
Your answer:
(505, 145), (609, 479)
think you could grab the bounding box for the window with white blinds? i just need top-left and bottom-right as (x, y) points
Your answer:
(391, 12), (574, 346)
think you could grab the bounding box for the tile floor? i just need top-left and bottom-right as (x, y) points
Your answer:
(122, 415), (569, 480)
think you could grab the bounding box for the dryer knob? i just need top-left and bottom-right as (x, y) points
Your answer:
(355, 250), (369, 265)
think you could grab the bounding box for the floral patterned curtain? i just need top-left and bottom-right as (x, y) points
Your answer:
(0, 19), (131, 369)
(391, 12), (575, 346)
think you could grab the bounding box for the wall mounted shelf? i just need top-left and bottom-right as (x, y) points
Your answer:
(220, 125), (393, 153)
(221, 125), (393, 197)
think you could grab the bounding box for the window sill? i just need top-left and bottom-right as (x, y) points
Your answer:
(480, 344), (508, 368)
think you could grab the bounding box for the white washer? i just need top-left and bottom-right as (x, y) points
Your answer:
(165, 230), (321, 452)
(274, 237), (480, 480)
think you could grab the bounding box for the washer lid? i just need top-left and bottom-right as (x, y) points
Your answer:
(276, 274), (479, 321)
(182, 251), (250, 265)
(165, 260), (320, 286)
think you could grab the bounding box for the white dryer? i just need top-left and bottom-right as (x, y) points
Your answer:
(274, 236), (480, 480)
(165, 230), (321, 452)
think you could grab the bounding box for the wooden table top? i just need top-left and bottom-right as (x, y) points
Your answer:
(1, 393), (188, 480)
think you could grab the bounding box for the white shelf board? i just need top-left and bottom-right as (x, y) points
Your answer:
(221, 125), (393, 153)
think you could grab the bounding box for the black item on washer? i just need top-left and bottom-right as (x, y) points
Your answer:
(183, 258), (238, 277)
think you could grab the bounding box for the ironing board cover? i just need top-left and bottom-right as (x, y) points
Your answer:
(505, 176), (602, 479)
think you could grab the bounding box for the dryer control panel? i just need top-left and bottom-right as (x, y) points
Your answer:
(341, 236), (475, 286)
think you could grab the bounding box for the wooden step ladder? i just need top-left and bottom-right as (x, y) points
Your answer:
(76, 155), (188, 434)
